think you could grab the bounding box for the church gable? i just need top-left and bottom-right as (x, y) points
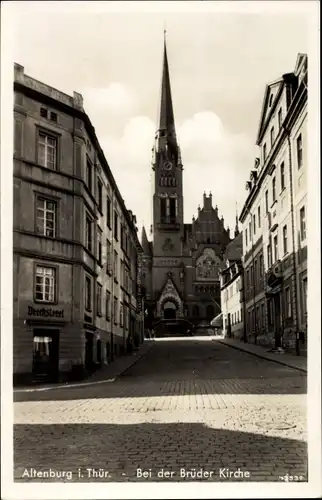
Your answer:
(196, 248), (222, 281)
(158, 275), (182, 302)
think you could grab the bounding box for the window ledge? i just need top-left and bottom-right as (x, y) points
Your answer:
(270, 200), (277, 209)
(279, 187), (286, 196)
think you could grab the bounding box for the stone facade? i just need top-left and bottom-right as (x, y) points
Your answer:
(13, 64), (144, 384)
(141, 42), (231, 334)
(239, 53), (308, 353)
(220, 233), (244, 340)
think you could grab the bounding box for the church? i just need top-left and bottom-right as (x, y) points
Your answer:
(140, 37), (238, 335)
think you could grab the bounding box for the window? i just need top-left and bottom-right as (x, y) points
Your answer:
(265, 190), (269, 213)
(160, 197), (167, 222)
(269, 94), (273, 107)
(85, 276), (92, 311)
(258, 206), (261, 228)
(36, 198), (56, 237)
(272, 177), (276, 203)
(105, 291), (111, 320)
(35, 266), (56, 303)
(285, 286), (292, 318)
(169, 198), (176, 223)
(120, 224), (125, 250)
(86, 159), (92, 192)
(106, 197), (111, 228)
(50, 112), (57, 122)
(97, 179), (103, 212)
(267, 244), (272, 268)
(97, 283), (102, 316)
(114, 211), (118, 240)
(253, 214), (256, 235)
(113, 297), (118, 325)
(280, 162), (285, 191)
(38, 132), (57, 170)
(300, 206), (306, 241)
(270, 126), (275, 147)
(106, 239), (111, 273)
(278, 108), (282, 129)
(302, 277), (307, 318)
(85, 215), (92, 252)
(283, 225), (288, 254)
(254, 260), (258, 290)
(259, 254), (264, 278)
(120, 304), (124, 327)
(114, 250), (118, 281)
(245, 228), (248, 247)
(296, 133), (303, 169)
(263, 143), (267, 162)
(40, 107), (48, 118)
(97, 228), (102, 264)
(273, 235), (278, 262)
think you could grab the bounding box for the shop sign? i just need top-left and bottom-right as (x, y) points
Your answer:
(28, 306), (64, 318)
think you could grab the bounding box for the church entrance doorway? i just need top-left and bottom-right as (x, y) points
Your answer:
(163, 301), (177, 320)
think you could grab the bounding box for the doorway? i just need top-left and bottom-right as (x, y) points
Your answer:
(32, 329), (59, 382)
(274, 293), (282, 348)
(163, 301), (177, 320)
(85, 332), (94, 371)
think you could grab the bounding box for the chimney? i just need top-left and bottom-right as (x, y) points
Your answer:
(73, 91), (84, 110)
(14, 63), (24, 82)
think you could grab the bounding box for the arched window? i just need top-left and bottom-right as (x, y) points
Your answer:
(206, 304), (215, 319)
(193, 305), (199, 317)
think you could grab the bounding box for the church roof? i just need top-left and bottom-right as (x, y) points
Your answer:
(224, 232), (243, 263)
(141, 226), (152, 256)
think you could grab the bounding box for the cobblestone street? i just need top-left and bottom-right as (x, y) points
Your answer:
(14, 338), (307, 483)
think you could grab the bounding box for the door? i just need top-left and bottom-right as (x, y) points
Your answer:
(85, 332), (94, 370)
(32, 329), (59, 382)
(274, 293), (282, 348)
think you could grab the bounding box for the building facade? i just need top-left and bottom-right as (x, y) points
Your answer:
(220, 231), (244, 340)
(239, 53), (308, 353)
(141, 40), (232, 335)
(13, 63), (144, 384)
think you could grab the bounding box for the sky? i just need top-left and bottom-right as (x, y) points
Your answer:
(8, 1), (310, 239)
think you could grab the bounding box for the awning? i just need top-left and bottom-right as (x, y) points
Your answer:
(210, 313), (223, 328)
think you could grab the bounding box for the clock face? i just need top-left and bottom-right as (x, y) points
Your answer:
(163, 160), (173, 171)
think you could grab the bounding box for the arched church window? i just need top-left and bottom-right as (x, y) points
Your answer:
(206, 305), (215, 319)
(193, 305), (199, 317)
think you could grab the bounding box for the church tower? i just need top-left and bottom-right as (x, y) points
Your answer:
(150, 35), (185, 322)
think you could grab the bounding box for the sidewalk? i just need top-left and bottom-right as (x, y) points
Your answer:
(14, 340), (154, 393)
(217, 337), (307, 373)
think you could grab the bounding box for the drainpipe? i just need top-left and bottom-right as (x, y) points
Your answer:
(284, 127), (300, 355)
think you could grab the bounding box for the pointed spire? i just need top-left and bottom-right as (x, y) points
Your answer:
(156, 32), (178, 164)
(234, 202), (240, 237)
(159, 33), (175, 133)
(141, 226), (151, 255)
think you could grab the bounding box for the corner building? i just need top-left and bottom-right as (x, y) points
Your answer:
(239, 53), (307, 353)
(13, 64), (143, 384)
(141, 40), (232, 334)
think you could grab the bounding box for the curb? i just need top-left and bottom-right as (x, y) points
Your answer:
(217, 339), (307, 373)
(13, 343), (154, 394)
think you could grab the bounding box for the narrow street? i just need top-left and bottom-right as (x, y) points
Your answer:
(14, 338), (307, 482)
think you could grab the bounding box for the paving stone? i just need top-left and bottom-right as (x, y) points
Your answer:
(14, 338), (307, 482)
